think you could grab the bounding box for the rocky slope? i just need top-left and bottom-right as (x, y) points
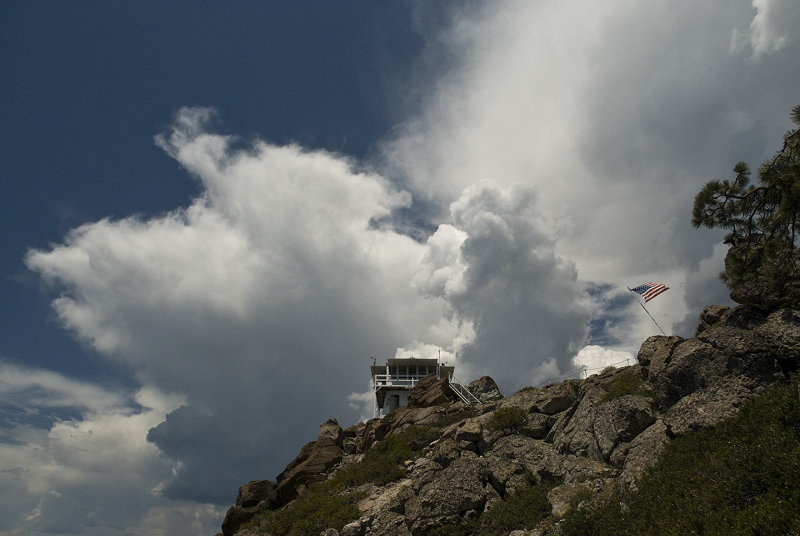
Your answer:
(218, 303), (799, 536)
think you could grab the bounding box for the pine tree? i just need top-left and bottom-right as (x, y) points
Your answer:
(692, 103), (800, 291)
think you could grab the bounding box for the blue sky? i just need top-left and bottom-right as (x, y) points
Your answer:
(2, 2), (799, 535)
(2, 1), (420, 375)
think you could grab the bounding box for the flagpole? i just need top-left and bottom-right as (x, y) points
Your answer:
(628, 287), (667, 336)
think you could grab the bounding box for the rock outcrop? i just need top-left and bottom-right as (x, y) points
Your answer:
(274, 420), (346, 504)
(220, 302), (797, 535)
(549, 369), (656, 465)
(407, 375), (457, 408)
(221, 480), (277, 536)
(643, 304), (795, 436)
(468, 376), (504, 403)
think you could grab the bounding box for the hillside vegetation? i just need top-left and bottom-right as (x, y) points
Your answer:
(560, 379), (800, 536)
(230, 376), (799, 536)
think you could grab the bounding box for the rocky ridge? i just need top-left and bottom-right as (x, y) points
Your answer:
(219, 303), (799, 536)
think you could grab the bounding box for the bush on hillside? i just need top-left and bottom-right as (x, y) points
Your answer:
(241, 478), (361, 536)
(425, 474), (561, 536)
(599, 372), (653, 403)
(337, 425), (437, 486)
(561, 380), (800, 536)
(244, 425), (437, 535)
(486, 405), (527, 432)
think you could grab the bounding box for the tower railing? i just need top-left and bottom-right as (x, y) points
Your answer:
(372, 372), (434, 389)
(448, 374), (481, 405)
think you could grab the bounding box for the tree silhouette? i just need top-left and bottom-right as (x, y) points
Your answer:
(692, 103), (800, 291)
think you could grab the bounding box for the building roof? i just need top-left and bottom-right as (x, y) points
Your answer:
(386, 357), (439, 366)
(370, 357), (454, 378)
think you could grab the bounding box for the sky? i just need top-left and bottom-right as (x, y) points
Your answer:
(1, 1), (799, 534)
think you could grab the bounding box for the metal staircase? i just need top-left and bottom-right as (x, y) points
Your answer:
(448, 374), (482, 405)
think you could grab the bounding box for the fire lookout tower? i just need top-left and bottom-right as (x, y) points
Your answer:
(370, 357), (479, 417)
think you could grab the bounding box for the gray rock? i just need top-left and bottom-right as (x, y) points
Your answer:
(728, 267), (800, 310)
(319, 418), (344, 446)
(663, 377), (756, 436)
(551, 382), (655, 464)
(411, 455), (489, 533)
(408, 457), (443, 491)
(756, 308), (800, 376)
(522, 413), (550, 439)
(357, 419), (390, 453)
(484, 444), (526, 497)
(637, 335), (683, 369)
(648, 337), (730, 410)
(221, 480), (277, 536)
(221, 505), (261, 536)
(236, 479), (276, 509)
(648, 306), (785, 416)
(367, 510), (410, 536)
(559, 454), (619, 484)
(340, 518), (367, 536)
(342, 423), (365, 455)
(539, 394), (576, 415)
(619, 419), (668, 488)
(695, 305), (730, 335)
(504, 380), (581, 414)
(483, 434), (616, 494)
(275, 438), (343, 504)
(468, 376), (504, 403)
(698, 307), (788, 385)
(544, 404), (578, 444)
(381, 406), (445, 432)
(454, 418), (483, 443)
(357, 479), (414, 517)
(547, 482), (591, 517)
(343, 437), (359, 455)
(428, 438), (461, 469)
(407, 375), (457, 408)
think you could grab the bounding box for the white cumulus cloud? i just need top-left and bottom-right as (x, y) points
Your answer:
(0, 364), (204, 535)
(414, 181), (592, 388)
(25, 107), (448, 504)
(732, 0), (800, 58)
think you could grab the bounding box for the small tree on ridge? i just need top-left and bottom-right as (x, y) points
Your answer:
(692, 103), (800, 292)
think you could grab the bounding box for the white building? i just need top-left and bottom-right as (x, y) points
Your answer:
(370, 358), (454, 418)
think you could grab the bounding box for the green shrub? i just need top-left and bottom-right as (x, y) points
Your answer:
(599, 373), (653, 403)
(336, 425), (436, 487)
(515, 385), (536, 394)
(486, 406), (527, 432)
(423, 524), (474, 536)
(437, 407), (478, 428)
(243, 479), (362, 536)
(244, 425), (437, 535)
(476, 476), (559, 534)
(561, 380), (800, 536)
(426, 474), (560, 536)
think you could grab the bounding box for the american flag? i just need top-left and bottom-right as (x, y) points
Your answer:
(630, 282), (669, 302)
